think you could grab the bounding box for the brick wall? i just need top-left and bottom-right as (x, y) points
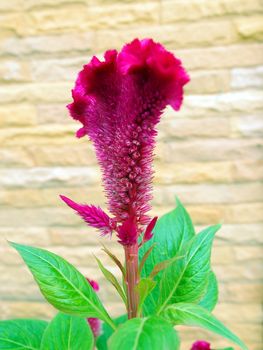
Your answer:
(0, 0), (262, 349)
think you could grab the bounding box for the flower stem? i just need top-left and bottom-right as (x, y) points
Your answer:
(124, 243), (139, 318)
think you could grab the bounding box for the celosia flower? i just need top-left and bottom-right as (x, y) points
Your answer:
(191, 340), (211, 350)
(62, 38), (189, 245)
(60, 195), (116, 236)
(87, 278), (101, 337)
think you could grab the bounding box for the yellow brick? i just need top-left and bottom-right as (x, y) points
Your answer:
(158, 115), (231, 138)
(230, 324), (262, 344)
(160, 138), (263, 163)
(0, 147), (34, 167)
(216, 223), (263, 244)
(29, 57), (87, 82)
(0, 227), (50, 247)
(29, 2), (159, 34)
(161, 0), (263, 23)
(0, 125), (76, 146)
(95, 19), (239, 51)
(48, 227), (103, 247)
(0, 59), (30, 82)
(0, 83), (71, 104)
(233, 246), (263, 261)
(0, 13), (31, 36)
(186, 70), (230, 94)
(215, 303), (262, 323)
(24, 0), (83, 9)
(0, 301), (55, 320)
(27, 144), (97, 166)
(177, 43), (263, 70)
(224, 282), (262, 302)
(0, 0), (22, 11)
(154, 161), (234, 184)
(235, 15), (263, 40)
(188, 202), (263, 224)
(29, 5), (90, 34)
(211, 246), (234, 265)
(0, 208), (80, 227)
(153, 182), (263, 206)
(0, 187), (104, 208)
(0, 105), (36, 127)
(88, 2), (160, 29)
(36, 103), (69, 124)
(214, 260), (262, 281)
(0, 32), (94, 56)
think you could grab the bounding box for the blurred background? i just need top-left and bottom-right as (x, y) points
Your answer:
(0, 0), (262, 349)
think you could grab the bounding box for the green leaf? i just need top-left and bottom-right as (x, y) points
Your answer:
(108, 317), (180, 350)
(10, 242), (115, 330)
(102, 245), (125, 278)
(157, 225), (220, 314)
(161, 303), (248, 350)
(198, 271), (218, 311)
(97, 315), (127, 350)
(95, 257), (127, 305)
(41, 312), (94, 350)
(139, 198), (195, 315)
(149, 254), (184, 279)
(0, 319), (48, 349)
(138, 244), (156, 275)
(135, 278), (156, 316)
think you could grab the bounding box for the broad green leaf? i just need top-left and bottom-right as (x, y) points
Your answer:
(108, 317), (180, 350)
(199, 271), (218, 311)
(157, 225), (220, 314)
(0, 319), (48, 350)
(135, 278), (156, 316)
(97, 315), (127, 350)
(95, 257), (127, 305)
(139, 198), (195, 314)
(10, 242), (115, 330)
(41, 312), (94, 350)
(161, 303), (248, 350)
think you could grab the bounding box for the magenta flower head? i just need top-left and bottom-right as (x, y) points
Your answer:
(191, 340), (211, 350)
(61, 38), (189, 246)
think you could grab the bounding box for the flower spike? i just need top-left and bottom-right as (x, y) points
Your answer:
(117, 216), (137, 246)
(60, 195), (115, 236)
(66, 38), (189, 245)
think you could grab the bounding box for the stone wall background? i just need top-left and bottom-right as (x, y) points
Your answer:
(0, 0), (262, 349)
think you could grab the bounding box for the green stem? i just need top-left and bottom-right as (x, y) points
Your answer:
(124, 243), (139, 319)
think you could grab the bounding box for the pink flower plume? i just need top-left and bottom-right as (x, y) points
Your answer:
(66, 38), (189, 246)
(60, 195), (115, 236)
(117, 216), (137, 246)
(142, 216), (158, 243)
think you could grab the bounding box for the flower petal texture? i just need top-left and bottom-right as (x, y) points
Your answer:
(60, 195), (115, 236)
(67, 38), (189, 245)
(142, 216), (158, 243)
(191, 340), (211, 350)
(117, 216), (138, 246)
